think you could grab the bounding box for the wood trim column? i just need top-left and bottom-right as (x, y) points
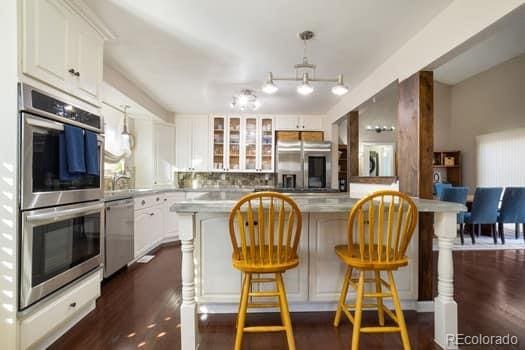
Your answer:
(397, 71), (434, 301)
(347, 111), (359, 180)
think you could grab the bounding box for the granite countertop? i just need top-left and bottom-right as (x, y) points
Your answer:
(104, 187), (254, 201)
(171, 191), (466, 213)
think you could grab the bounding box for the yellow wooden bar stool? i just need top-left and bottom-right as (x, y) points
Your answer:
(228, 192), (302, 350)
(333, 190), (418, 350)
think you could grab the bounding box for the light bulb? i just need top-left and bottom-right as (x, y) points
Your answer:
(331, 84), (349, 96)
(262, 82), (278, 94)
(253, 100), (261, 110)
(297, 82), (314, 95)
(262, 72), (278, 94)
(238, 94), (249, 106)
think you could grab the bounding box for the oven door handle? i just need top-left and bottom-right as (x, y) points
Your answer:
(25, 115), (65, 131)
(26, 202), (105, 224)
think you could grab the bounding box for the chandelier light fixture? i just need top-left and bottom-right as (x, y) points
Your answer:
(262, 30), (349, 97)
(230, 89), (261, 111)
(366, 125), (396, 133)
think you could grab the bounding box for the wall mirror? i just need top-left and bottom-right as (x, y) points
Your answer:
(335, 82), (398, 184)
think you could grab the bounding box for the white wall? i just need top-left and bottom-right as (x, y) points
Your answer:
(433, 82), (452, 151)
(0, 0), (19, 348)
(326, 0), (524, 125)
(447, 54), (525, 191)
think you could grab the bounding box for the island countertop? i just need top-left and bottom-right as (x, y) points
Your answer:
(171, 191), (466, 213)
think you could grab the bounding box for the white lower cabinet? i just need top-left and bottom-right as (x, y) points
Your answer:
(133, 192), (185, 259)
(195, 213), (309, 304)
(162, 193), (185, 240)
(308, 213), (349, 301)
(196, 214), (242, 302)
(19, 269), (101, 349)
(134, 201), (163, 258)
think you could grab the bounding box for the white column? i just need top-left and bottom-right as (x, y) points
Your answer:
(433, 211), (458, 350)
(179, 212), (198, 350)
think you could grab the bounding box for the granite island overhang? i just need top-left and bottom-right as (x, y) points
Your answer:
(172, 192), (465, 350)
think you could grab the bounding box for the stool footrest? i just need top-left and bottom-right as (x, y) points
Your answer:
(251, 277), (276, 283)
(361, 326), (401, 333)
(249, 291), (280, 297)
(248, 302), (280, 308)
(243, 325), (286, 333)
(363, 291), (392, 298)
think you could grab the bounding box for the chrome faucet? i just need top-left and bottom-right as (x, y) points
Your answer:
(112, 173), (131, 190)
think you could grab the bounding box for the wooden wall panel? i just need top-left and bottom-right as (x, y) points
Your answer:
(347, 111), (359, 179)
(397, 71), (434, 301)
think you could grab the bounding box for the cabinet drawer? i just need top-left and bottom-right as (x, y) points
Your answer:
(20, 270), (101, 349)
(134, 194), (162, 209)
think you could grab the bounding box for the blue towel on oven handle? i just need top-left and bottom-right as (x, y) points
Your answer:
(58, 132), (80, 181)
(64, 124), (86, 174)
(84, 130), (100, 176)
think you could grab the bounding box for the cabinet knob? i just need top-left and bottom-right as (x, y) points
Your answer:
(164, 198), (167, 202)
(156, 197), (160, 201)
(69, 302), (77, 308)
(68, 68), (76, 75)
(149, 213), (155, 216)
(141, 200), (146, 205)
(74, 71), (80, 77)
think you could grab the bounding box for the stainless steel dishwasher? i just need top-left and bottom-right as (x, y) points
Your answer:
(104, 197), (134, 278)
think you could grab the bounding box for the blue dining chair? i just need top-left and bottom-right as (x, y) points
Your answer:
(441, 187), (469, 244)
(464, 187), (503, 244)
(434, 183), (452, 200)
(498, 187), (525, 243)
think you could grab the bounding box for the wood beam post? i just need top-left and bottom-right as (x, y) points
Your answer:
(347, 111), (359, 180)
(397, 71), (434, 301)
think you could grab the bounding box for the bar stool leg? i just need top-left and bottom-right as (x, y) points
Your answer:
(276, 273), (296, 350)
(374, 271), (385, 326)
(234, 273), (251, 350)
(388, 271), (411, 350)
(334, 267), (352, 327)
(351, 271), (365, 350)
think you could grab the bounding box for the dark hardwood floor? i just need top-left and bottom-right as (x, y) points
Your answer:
(50, 247), (525, 350)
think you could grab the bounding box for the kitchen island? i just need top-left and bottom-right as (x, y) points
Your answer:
(172, 192), (464, 350)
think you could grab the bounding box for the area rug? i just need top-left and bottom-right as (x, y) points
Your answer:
(432, 229), (525, 251)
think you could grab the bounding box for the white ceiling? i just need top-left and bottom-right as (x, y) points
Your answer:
(434, 5), (525, 85)
(87, 0), (452, 114)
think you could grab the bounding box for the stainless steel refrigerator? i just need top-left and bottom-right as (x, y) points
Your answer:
(276, 140), (332, 189)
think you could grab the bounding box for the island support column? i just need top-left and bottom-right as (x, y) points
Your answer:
(179, 212), (198, 350)
(434, 211), (458, 350)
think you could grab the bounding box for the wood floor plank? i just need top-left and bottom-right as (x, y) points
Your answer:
(49, 247), (525, 350)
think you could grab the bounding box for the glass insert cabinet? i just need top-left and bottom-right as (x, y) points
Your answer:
(210, 115), (274, 172)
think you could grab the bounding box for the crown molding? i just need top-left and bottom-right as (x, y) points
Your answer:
(66, 0), (117, 41)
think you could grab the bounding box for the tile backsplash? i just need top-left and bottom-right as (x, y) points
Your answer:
(175, 172), (275, 189)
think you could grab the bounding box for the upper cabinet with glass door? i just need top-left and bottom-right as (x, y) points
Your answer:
(211, 116), (226, 171)
(228, 117), (241, 171)
(259, 117), (274, 172)
(243, 117), (258, 172)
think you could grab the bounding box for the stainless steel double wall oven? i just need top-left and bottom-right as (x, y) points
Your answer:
(18, 84), (105, 310)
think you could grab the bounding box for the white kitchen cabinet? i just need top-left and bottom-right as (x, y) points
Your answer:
(275, 115), (323, 131)
(308, 213), (417, 302)
(22, 0), (104, 105)
(300, 115), (323, 130)
(175, 116), (209, 171)
(196, 214), (242, 302)
(154, 123), (176, 185)
(72, 19), (103, 100)
(135, 120), (175, 187)
(134, 204), (163, 259)
(308, 213), (349, 302)
(22, 0), (71, 92)
(210, 116), (242, 172)
(162, 193), (185, 241)
(174, 117), (192, 171)
(210, 115), (273, 173)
